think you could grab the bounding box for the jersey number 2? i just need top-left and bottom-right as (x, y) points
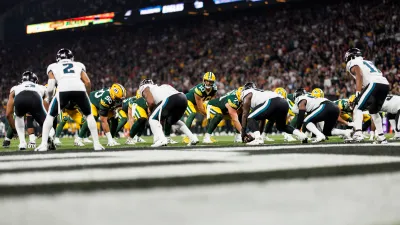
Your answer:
(63, 63), (75, 74)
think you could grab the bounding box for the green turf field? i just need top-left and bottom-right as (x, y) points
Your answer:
(1, 133), (398, 151)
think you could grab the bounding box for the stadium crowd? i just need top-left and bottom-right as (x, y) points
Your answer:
(0, 0), (399, 112)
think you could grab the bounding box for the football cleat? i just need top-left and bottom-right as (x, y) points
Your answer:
(34, 144), (48, 152)
(167, 137), (178, 144)
(83, 138), (93, 143)
(284, 134), (297, 142)
(94, 143), (105, 151)
(48, 138), (56, 151)
(19, 143), (27, 151)
(312, 135), (326, 143)
(246, 137), (264, 146)
(125, 138), (136, 145)
(151, 138), (168, 147)
(352, 131), (364, 143)
(234, 134), (242, 143)
(373, 135), (388, 144)
(54, 138), (62, 146)
(182, 136), (191, 144)
(203, 135), (216, 144)
(263, 136), (274, 142)
(74, 138), (85, 147)
(390, 135), (400, 140)
(2, 139), (11, 148)
(188, 136), (199, 146)
(28, 142), (36, 149)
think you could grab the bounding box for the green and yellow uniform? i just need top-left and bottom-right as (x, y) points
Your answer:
(89, 88), (121, 118)
(55, 102), (85, 138)
(206, 89), (240, 135)
(132, 97), (149, 120)
(185, 83), (218, 115)
(335, 98), (371, 123)
(207, 89), (240, 119)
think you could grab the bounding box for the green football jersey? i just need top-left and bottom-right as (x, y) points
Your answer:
(89, 88), (118, 112)
(334, 99), (351, 113)
(122, 97), (137, 113)
(134, 97), (148, 110)
(186, 83), (218, 106)
(208, 89), (240, 115)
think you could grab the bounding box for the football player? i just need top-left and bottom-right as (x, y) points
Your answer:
(125, 91), (149, 145)
(184, 72), (218, 142)
(139, 79), (199, 147)
(204, 87), (243, 143)
(345, 48), (389, 143)
(240, 83), (307, 145)
(6, 72), (48, 150)
(35, 49), (104, 151)
(311, 88), (324, 98)
(293, 88), (352, 143)
(53, 102), (86, 146)
(380, 95), (400, 140)
(75, 83), (127, 147)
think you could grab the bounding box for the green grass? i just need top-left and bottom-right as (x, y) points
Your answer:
(0, 134), (397, 151)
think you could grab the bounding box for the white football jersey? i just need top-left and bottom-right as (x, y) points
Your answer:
(346, 57), (389, 87)
(381, 95), (400, 114)
(12, 81), (47, 99)
(140, 84), (180, 105)
(47, 59), (87, 92)
(295, 95), (329, 112)
(241, 89), (281, 108)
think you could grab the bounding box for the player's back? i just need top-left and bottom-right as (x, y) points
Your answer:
(150, 84), (180, 105)
(381, 95), (400, 114)
(241, 89), (281, 108)
(47, 59), (86, 92)
(295, 95), (329, 112)
(346, 57), (388, 87)
(12, 82), (46, 98)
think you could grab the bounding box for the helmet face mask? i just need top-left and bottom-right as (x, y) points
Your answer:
(56, 48), (74, 62)
(348, 94), (356, 110)
(203, 72), (216, 89)
(236, 86), (244, 101)
(344, 48), (362, 63)
(139, 79), (154, 88)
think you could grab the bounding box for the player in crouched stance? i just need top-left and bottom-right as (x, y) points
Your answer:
(293, 89), (352, 143)
(138, 79), (199, 147)
(6, 72), (49, 150)
(35, 48), (104, 151)
(240, 83), (307, 145)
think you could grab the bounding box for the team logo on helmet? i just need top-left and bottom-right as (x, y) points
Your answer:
(311, 88), (324, 98)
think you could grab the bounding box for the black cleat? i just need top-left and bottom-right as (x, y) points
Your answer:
(2, 140), (10, 148)
(48, 138), (57, 151)
(302, 138), (308, 144)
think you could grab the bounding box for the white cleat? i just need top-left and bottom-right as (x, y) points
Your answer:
(19, 142), (27, 151)
(284, 134), (297, 142)
(234, 134), (242, 143)
(34, 144), (48, 152)
(83, 138), (93, 143)
(107, 139), (120, 147)
(202, 136), (215, 144)
(167, 137), (178, 144)
(188, 136), (199, 146)
(54, 138), (62, 146)
(125, 138), (136, 145)
(263, 136), (274, 142)
(27, 142), (36, 149)
(135, 136), (146, 143)
(390, 135), (400, 140)
(374, 135), (388, 144)
(246, 137), (264, 146)
(94, 143), (105, 151)
(74, 138), (85, 147)
(312, 135), (326, 143)
(151, 138), (168, 147)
